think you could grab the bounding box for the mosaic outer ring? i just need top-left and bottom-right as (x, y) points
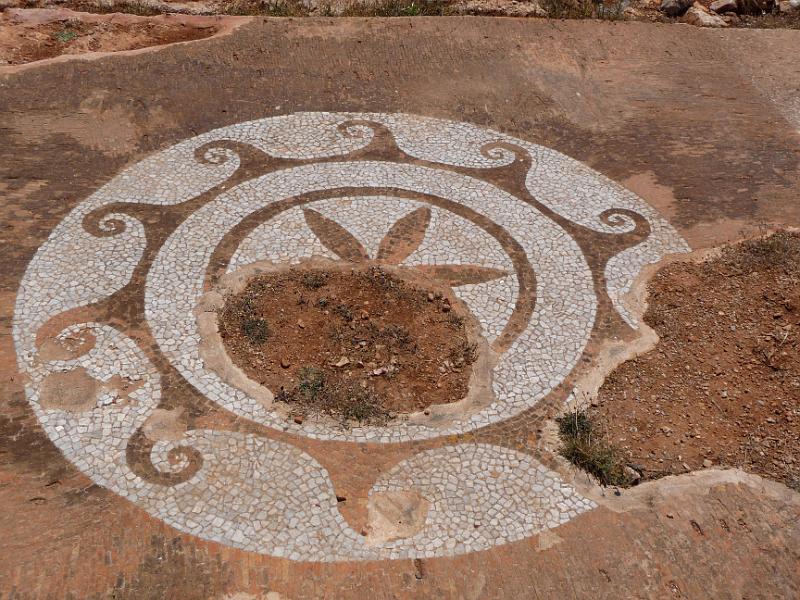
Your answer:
(12, 112), (689, 561)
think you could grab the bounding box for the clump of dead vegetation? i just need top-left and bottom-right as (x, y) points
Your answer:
(556, 407), (635, 487)
(276, 366), (391, 426)
(240, 317), (270, 343)
(335, 0), (453, 15)
(66, 0), (164, 15)
(539, 0), (627, 20)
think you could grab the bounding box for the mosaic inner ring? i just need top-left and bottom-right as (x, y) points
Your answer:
(145, 161), (596, 443)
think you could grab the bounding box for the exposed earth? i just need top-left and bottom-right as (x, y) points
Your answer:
(1, 10), (799, 600)
(0, 9), (226, 65)
(590, 231), (800, 490)
(218, 264), (481, 422)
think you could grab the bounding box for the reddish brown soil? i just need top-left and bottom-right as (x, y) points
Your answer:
(218, 266), (478, 423)
(0, 18), (216, 66)
(593, 231), (800, 490)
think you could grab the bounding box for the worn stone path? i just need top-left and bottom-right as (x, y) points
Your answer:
(1, 17), (799, 599)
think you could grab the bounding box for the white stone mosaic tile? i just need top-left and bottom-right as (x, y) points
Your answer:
(369, 444), (596, 558)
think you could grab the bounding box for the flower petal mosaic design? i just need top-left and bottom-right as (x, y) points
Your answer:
(302, 206), (508, 287)
(12, 112), (689, 561)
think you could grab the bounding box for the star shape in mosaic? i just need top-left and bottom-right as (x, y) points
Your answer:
(302, 206), (508, 287)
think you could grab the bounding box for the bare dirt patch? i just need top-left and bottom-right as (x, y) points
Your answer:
(218, 265), (482, 425)
(587, 231), (800, 490)
(0, 12), (217, 66)
(39, 367), (100, 412)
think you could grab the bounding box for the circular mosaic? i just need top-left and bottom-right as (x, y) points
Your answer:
(13, 113), (688, 561)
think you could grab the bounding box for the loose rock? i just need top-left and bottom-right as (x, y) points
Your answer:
(624, 465), (642, 483)
(710, 0), (737, 12)
(681, 5), (728, 26)
(660, 0), (693, 16)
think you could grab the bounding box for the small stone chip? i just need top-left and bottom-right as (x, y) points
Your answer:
(334, 356), (350, 368)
